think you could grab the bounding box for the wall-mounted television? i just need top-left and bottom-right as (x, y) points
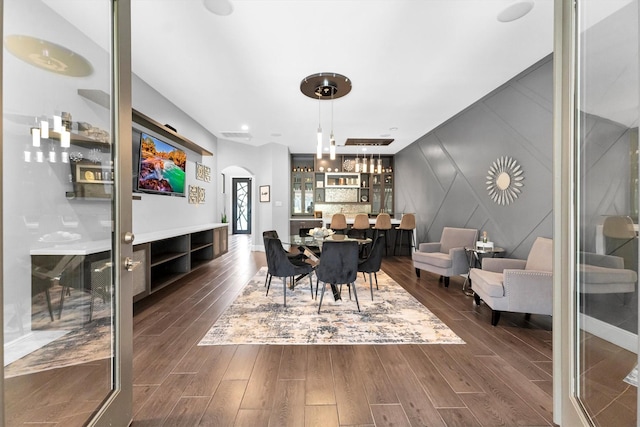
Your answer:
(136, 132), (186, 197)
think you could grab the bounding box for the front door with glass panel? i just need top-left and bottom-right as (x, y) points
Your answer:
(232, 177), (252, 234)
(2, 0), (132, 425)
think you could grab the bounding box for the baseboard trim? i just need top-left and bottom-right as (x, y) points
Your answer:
(580, 313), (637, 353)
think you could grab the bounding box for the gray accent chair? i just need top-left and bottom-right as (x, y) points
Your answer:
(412, 227), (478, 287)
(579, 251), (637, 296)
(469, 237), (552, 326)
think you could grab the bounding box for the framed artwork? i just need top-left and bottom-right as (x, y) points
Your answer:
(259, 185), (270, 202)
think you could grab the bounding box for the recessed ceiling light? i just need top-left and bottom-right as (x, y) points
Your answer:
(203, 0), (234, 16)
(497, 1), (534, 23)
(241, 124), (249, 131)
(389, 127), (398, 131)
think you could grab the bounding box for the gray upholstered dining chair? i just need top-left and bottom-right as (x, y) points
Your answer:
(412, 227), (478, 287)
(358, 235), (385, 300)
(264, 237), (314, 306)
(469, 236), (552, 326)
(263, 230), (306, 286)
(316, 240), (360, 313)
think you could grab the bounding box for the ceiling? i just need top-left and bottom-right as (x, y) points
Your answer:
(124, 0), (556, 156)
(50, 0), (635, 156)
(36, 0), (638, 154)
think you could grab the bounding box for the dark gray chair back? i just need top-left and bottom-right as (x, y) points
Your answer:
(316, 240), (359, 285)
(358, 235), (384, 274)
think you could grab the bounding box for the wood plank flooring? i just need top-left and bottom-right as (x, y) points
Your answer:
(6, 234), (634, 425)
(131, 235), (556, 426)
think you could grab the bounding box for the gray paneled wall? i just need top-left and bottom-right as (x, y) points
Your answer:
(396, 54), (632, 258)
(396, 55), (554, 259)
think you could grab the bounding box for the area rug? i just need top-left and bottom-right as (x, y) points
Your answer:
(198, 267), (464, 345)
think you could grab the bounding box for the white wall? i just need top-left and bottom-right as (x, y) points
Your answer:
(131, 75), (218, 234)
(216, 139), (290, 249)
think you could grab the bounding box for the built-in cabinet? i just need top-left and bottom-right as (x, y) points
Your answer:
(291, 154), (394, 216)
(133, 224), (228, 301)
(292, 170), (315, 215)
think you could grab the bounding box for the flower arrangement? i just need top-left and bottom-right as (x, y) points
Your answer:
(309, 227), (334, 238)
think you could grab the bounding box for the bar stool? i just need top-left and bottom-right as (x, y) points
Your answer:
(372, 213), (392, 256)
(329, 213), (348, 234)
(348, 213), (371, 239)
(394, 213), (416, 255)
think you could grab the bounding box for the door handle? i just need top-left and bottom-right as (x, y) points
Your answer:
(124, 257), (141, 272)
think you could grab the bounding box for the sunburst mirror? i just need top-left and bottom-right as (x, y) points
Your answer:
(486, 156), (524, 205)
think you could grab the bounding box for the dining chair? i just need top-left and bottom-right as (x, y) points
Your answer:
(264, 237), (314, 306)
(372, 213), (392, 256)
(348, 213), (371, 239)
(329, 213), (348, 234)
(32, 255), (84, 321)
(393, 213), (416, 255)
(358, 235), (385, 300)
(263, 230), (306, 286)
(316, 240), (360, 313)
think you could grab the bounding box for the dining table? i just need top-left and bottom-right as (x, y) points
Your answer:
(284, 234), (372, 294)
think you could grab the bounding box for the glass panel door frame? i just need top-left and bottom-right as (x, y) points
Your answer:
(0, 0), (133, 425)
(91, 0), (133, 424)
(554, 0), (639, 425)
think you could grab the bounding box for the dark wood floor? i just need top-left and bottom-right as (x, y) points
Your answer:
(5, 234), (636, 425)
(131, 235), (557, 426)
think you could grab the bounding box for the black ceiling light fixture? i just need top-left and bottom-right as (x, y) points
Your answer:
(300, 72), (351, 160)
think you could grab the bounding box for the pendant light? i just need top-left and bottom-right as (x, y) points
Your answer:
(355, 151), (360, 173)
(362, 152), (367, 173)
(316, 94), (322, 159)
(300, 72), (352, 159)
(329, 91), (336, 160)
(377, 153), (382, 174)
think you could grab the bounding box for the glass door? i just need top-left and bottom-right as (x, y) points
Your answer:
(1, 0), (132, 425)
(232, 177), (252, 234)
(574, 0), (639, 425)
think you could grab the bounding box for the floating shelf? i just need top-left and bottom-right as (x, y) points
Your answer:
(133, 109), (213, 156)
(78, 88), (213, 156)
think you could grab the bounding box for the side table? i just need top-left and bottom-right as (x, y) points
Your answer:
(462, 246), (505, 296)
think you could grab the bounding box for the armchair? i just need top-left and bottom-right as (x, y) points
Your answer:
(469, 237), (552, 326)
(412, 227), (478, 287)
(579, 251), (636, 295)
